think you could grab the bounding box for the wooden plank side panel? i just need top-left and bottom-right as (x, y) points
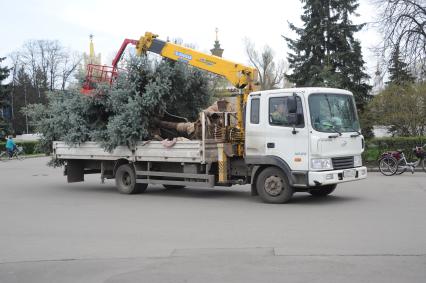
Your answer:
(54, 142), (134, 161)
(135, 141), (202, 162)
(53, 141), (221, 163)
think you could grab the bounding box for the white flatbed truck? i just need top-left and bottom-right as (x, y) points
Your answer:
(53, 87), (367, 203)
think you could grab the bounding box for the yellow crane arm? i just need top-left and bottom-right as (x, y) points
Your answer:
(135, 32), (258, 90)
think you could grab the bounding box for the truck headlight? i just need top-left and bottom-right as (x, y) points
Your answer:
(311, 158), (333, 170)
(354, 155), (362, 167)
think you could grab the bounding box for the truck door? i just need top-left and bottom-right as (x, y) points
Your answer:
(265, 93), (309, 171)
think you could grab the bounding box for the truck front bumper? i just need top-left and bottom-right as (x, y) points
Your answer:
(308, 166), (367, 186)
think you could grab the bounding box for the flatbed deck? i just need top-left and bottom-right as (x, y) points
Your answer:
(53, 140), (223, 163)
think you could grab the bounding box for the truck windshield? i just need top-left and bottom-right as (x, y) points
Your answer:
(309, 93), (360, 133)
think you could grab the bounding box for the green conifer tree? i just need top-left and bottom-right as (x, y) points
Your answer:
(0, 57), (11, 136)
(285, 0), (371, 109)
(25, 55), (213, 154)
(387, 48), (415, 85)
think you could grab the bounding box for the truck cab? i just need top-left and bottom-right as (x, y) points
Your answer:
(245, 87), (367, 202)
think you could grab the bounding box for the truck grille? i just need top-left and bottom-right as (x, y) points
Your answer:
(332, 156), (354, 170)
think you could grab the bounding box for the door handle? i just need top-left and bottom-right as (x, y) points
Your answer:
(267, 142), (275, 148)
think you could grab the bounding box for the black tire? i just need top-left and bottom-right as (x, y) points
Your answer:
(256, 167), (293, 204)
(309, 184), (337, 197)
(378, 156), (397, 176)
(115, 164), (147, 194)
(163, 185), (186, 190)
(421, 158), (426, 173)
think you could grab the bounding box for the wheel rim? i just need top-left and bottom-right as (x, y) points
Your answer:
(380, 157), (397, 175)
(264, 175), (283, 196)
(122, 172), (132, 187)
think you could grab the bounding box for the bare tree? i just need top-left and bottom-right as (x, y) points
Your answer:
(60, 51), (81, 90)
(244, 38), (287, 90)
(7, 41), (81, 134)
(45, 40), (61, 91)
(18, 40), (82, 92)
(21, 40), (42, 96)
(373, 0), (426, 76)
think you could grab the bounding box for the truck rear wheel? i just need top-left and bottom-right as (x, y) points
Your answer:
(256, 167), (293, 203)
(115, 164), (147, 194)
(309, 184), (336, 196)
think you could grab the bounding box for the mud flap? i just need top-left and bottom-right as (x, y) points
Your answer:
(66, 160), (84, 183)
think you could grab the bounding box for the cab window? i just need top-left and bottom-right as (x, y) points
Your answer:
(269, 96), (304, 127)
(250, 98), (260, 124)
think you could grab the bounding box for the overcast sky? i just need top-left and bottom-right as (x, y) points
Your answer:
(0, 0), (381, 81)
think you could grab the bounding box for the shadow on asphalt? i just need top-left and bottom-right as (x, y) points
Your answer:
(60, 183), (247, 199)
(290, 194), (362, 204)
(145, 186), (248, 200)
(60, 183), (361, 204)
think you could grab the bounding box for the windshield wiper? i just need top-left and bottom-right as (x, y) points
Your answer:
(346, 126), (361, 137)
(346, 126), (362, 138)
(328, 125), (342, 138)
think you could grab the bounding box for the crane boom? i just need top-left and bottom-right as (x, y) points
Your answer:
(135, 32), (257, 90)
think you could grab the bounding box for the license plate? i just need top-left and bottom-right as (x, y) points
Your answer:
(343, 169), (356, 178)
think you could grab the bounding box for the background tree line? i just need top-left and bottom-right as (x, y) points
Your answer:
(283, 0), (425, 138)
(369, 0), (426, 137)
(0, 0), (425, 138)
(0, 40), (81, 135)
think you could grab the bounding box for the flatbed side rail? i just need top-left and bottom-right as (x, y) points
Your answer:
(136, 170), (215, 188)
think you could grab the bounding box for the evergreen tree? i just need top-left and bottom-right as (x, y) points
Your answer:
(387, 48), (415, 85)
(285, 0), (371, 109)
(24, 56), (213, 154)
(0, 57), (11, 136)
(165, 60), (212, 120)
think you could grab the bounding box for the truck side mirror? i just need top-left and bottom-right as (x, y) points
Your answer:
(287, 113), (298, 125)
(287, 94), (299, 135)
(287, 95), (297, 114)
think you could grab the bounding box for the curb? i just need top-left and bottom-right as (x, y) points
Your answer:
(367, 167), (424, 173)
(22, 154), (48, 159)
(7, 154), (47, 160)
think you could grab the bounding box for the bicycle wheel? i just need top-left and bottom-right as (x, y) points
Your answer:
(395, 159), (407, 175)
(0, 151), (7, 161)
(378, 156), (398, 176)
(422, 158), (426, 173)
(16, 154), (24, 161)
(13, 151), (24, 161)
(16, 147), (24, 160)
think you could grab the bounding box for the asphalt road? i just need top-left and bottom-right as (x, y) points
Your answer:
(0, 157), (425, 282)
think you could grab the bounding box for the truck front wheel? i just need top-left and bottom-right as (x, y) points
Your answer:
(256, 167), (293, 203)
(309, 184), (336, 197)
(115, 164), (147, 194)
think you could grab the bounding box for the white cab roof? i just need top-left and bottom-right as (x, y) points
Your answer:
(251, 87), (353, 97)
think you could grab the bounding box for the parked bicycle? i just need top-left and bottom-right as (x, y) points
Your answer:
(378, 144), (426, 176)
(0, 146), (25, 161)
